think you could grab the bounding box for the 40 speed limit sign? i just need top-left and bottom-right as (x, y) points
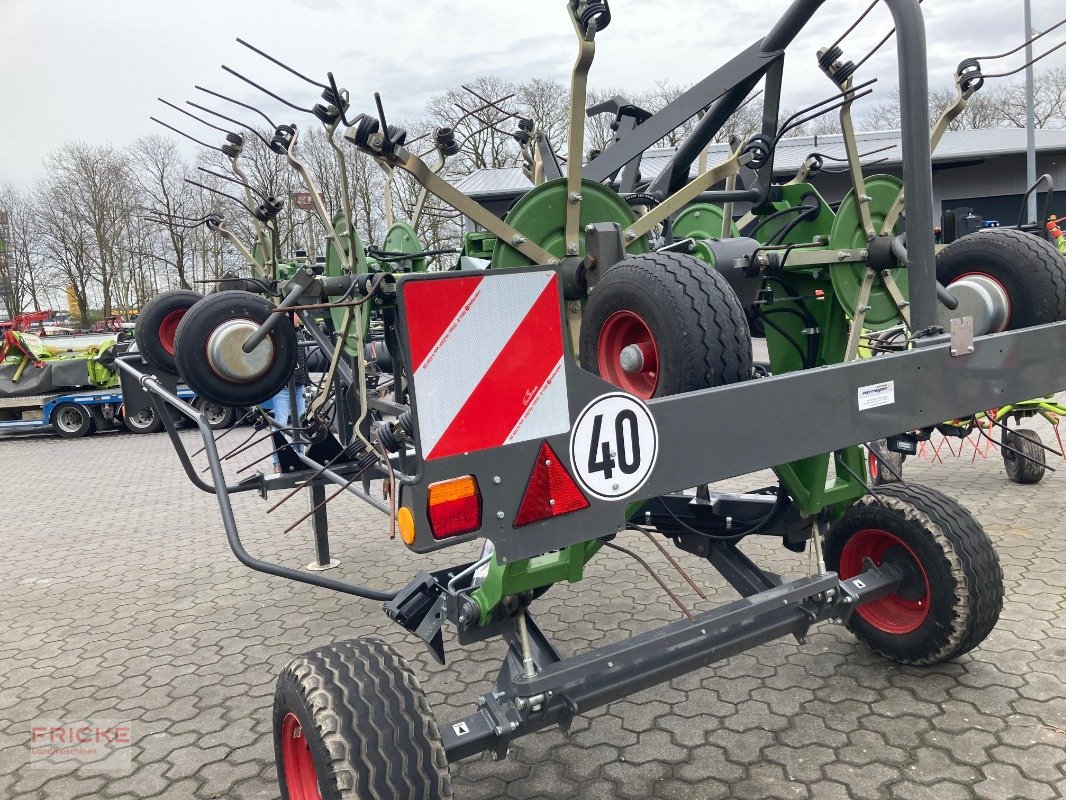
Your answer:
(569, 393), (658, 500)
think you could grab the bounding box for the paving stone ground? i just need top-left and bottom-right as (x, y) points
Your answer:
(0, 407), (1064, 799)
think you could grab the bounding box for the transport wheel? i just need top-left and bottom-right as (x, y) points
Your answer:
(53, 403), (96, 439)
(825, 484), (1003, 665)
(122, 406), (164, 434)
(273, 638), (452, 800)
(580, 251), (752, 399)
(937, 228), (1066, 330)
(1001, 427), (1046, 484)
(194, 398), (237, 430)
(866, 439), (903, 485)
(175, 291), (297, 408)
(135, 289), (204, 374)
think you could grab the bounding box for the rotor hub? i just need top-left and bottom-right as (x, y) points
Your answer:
(205, 319), (275, 383)
(940, 272), (1011, 335)
(619, 343), (646, 373)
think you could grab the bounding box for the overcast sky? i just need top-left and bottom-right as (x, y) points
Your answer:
(0, 0), (1062, 190)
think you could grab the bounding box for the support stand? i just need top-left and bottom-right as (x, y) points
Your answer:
(306, 481), (340, 571)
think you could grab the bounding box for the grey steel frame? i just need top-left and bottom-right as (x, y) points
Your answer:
(113, 355), (403, 602)
(122, 0), (1065, 768)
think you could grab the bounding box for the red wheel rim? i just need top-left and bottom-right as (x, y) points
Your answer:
(158, 309), (186, 356)
(955, 271), (1012, 329)
(280, 712), (321, 800)
(838, 528), (931, 635)
(596, 310), (660, 399)
(867, 450), (879, 482)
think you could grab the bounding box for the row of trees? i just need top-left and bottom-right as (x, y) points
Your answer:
(2, 67), (1064, 324)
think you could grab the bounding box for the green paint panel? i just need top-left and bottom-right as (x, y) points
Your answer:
(754, 183), (835, 246)
(471, 540), (602, 625)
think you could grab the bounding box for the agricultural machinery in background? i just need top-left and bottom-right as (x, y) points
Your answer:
(123, 1), (1066, 797)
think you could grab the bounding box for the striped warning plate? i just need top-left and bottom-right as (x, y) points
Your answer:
(403, 270), (570, 461)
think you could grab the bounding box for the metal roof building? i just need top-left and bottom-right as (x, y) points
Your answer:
(456, 128), (1066, 226)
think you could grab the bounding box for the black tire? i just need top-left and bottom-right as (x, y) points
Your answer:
(1002, 427), (1046, 484)
(580, 252), (752, 399)
(194, 398), (238, 430)
(866, 439), (903, 485)
(52, 403), (95, 439)
(937, 228), (1066, 330)
(826, 484), (1003, 665)
(122, 405), (164, 434)
(273, 638), (452, 800)
(134, 289), (204, 375)
(175, 291), (297, 408)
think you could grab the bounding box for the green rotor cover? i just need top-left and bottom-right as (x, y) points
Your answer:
(325, 213), (368, 355)
(383, 221), (428, 272)
(491, 178), (648, 269)
(829, 175), (907, 331)
(672, 203), (739, 241)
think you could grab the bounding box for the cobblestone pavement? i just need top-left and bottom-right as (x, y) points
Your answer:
(0, 409), (1064, 800)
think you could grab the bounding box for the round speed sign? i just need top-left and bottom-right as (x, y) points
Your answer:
(569, 393), (658, 501)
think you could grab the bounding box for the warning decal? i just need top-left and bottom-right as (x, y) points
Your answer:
(403, 271), (570, 460)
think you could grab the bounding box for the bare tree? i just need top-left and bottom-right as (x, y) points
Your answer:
(129, 135), (197, 290)
(858, 68), (1066, 133)
(0, 184), (35, 317)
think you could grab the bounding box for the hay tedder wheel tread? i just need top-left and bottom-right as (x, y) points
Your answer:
(581, 251), (752, 397)
(1002, 427), (1046, 484)
(937, 227), (1066, 329)
(273, 637), (452, 800)
(826, 483), (1003, 665)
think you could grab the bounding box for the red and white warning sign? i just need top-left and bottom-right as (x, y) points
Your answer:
(402, 270), (570, 461)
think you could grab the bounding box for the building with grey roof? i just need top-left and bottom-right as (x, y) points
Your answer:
(456, 128), (1066, 228)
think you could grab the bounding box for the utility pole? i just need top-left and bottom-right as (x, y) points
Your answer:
(1024, 0), (1037, 224)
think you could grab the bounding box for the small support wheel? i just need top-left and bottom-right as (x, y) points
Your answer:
(273, 637), (452, 800)
(581, 251), (752, 399)
(52, 403), (95, 439)
(866, 439), (903, 485)
(134, 289), (204, 374)
(1002, 427), (1046, 484)
(175, 291), (297, 408)
(826, 484), (1003, 665)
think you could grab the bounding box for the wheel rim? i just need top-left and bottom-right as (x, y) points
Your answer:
(57, 408), (81, 432)
(839, 528), (931, 635)
(204, 318), (276, 383)
(597, 310), (660, 399)
(202, 402), (228, 426)
(954, 271), (1012, 329)
(280, 712), (321, 800)
(129, 409), (154, 428)
(158, 309), (186, 356)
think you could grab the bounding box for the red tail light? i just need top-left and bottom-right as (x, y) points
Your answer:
(513, 442), (589, 528)
(427, 476), (482, 539)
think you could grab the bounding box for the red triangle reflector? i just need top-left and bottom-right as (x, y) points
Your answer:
(513, 442), (590, 528)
